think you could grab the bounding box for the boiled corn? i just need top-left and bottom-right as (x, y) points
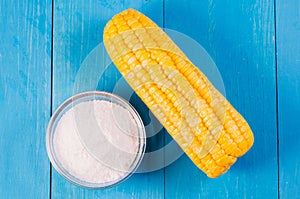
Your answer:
(103, 8), (254, 178)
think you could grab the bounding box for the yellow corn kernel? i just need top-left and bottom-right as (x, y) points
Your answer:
(103, 8), (254, 178)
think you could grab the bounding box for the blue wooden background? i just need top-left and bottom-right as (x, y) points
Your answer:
(0, 0), (299, 198)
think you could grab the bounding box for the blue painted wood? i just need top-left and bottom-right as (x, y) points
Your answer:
(164, 0), (278, 198)
(0, 0), (52, 198)
(277, 0), (300, 198)
(51, 1), (165, 198)
(1, 0), (298, 198)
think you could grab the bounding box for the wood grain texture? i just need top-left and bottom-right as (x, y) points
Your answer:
(51, 0), (164, 198)
(0, 0), (52, 198)
(0, 0), (299, 198)
(164, 0), (278, 198)
(277, 0), (300, 198)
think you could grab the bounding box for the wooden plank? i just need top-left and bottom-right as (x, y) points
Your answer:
(164, 0), (278, 198)
(277, 0), (300, 198)
(51, 0), (164, 198)
(0, 0), (52, 198)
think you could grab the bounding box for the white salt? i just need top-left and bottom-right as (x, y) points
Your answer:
(53, 100), (140, 184)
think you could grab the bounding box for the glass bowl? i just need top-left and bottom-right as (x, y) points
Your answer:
(46, 91), (146, 189)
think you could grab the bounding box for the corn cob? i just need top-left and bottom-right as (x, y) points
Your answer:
(103, 8), (254, 178)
